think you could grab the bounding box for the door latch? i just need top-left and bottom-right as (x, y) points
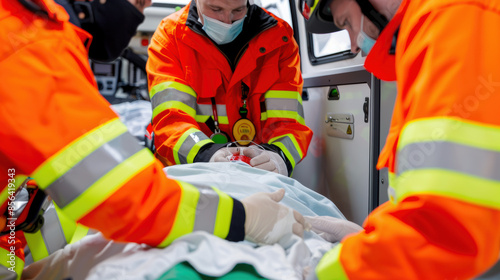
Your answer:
(363, 97), (369, 123)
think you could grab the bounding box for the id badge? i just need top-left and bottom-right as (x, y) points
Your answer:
(232, 118), (255, 146)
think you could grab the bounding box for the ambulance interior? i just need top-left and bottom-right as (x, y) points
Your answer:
(95, 0), (395, 228)
(29, 0), (497, 279)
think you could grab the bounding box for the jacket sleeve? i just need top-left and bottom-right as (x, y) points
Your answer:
(0, 25), (245, 250)
(146, 18), (214, 166)
(313, 4), (500, 280)
(260, 24), (312, 175)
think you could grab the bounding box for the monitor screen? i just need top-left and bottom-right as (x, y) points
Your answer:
(93, 63), (115, 77)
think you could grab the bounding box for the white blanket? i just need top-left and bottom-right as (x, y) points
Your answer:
(22, 162), (342, 280)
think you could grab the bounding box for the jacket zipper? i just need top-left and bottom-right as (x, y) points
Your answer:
(190, 28), (233, 68)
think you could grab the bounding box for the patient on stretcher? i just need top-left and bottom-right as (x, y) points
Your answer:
(21, 162), (362, 280)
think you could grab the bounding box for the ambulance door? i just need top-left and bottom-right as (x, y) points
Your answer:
(288, 0), (397, 225)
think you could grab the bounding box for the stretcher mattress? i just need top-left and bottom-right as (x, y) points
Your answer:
(22, 162), (344, 280)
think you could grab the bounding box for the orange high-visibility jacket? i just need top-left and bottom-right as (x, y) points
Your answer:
(315, 0), (500, 279)
(0, 0), (246, 277)
(147, 3), (312, 172)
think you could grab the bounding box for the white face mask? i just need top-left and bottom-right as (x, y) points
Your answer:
(199, 13), (246, 45)
(356, 16), (376, 54)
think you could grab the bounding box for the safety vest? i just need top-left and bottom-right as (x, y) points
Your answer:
(1, 2), (247, 280)
(147, 3), (312, 168)
(314, 0), (500, 279)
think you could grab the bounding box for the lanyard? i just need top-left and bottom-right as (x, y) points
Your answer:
(232, 82), (255, 146)
(210, 98), (229, 144)
(239, 82), (249, 118)
(211, 98), (221, 133)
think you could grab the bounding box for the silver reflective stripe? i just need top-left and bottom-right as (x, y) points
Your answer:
(397, 141), (500, 182)
(177, 131), (210, 164)
(39, 207), (68, 255)
(273, 136), (301, 164)
(151, 88), (197, 110)
(45, 132), (143, 208)
(266, 98), (304, 118)
(196, 104), (227, 117)
(193, 185), (220, 233)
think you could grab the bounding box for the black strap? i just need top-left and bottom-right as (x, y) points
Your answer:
(389, 27), (399, 55)
(355, 0), (389, 32)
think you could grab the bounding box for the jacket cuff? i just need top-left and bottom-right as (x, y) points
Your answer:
(260, 144), (293, 177)
(226, 198), (246, 242)
(193, 143), (227, 162)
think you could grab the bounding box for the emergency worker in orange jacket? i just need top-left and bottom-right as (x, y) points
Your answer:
(0, 0), (306, 279)
(147, 0), (313, 177)
(299, 0), (500, 279)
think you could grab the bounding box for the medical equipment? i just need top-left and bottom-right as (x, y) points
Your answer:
(229, 154), (252, 165)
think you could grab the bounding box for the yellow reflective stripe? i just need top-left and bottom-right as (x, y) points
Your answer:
(150, 81), (196, 99)
(187, 139), (212, 163)
(316, 244), (348, 280)
(272, 142), (295, 168)
(398, 117), (500, 152)
(265, 90), (303, 105)
(0, 247), (24, 279)
(54, 204), (77, 243)
(211, 187), (233, 239)
(152, 101), (196, 119)
(174, 128), (203, 164)
(309, 0), (320, 15)
(261, 112), (267, 121)
(31, 118), (127, 189)
(388, 171), (396, 204)
(269, 134), (303, 168)
(0, 188), (8, 208)
(194, 116), (228, 125)
(158, 181), (200, 247)
(24, 230), (49, 262)
(195, 115), (210, 123)
(0, 175), (27, 206)
(266, 110), (305, 125)
(61, 149), (154, 221)
(394, 169), (500, 210)
(218, 116), (229, 125)
(174, 128), (195, 164)
(70, 224), (90, 244)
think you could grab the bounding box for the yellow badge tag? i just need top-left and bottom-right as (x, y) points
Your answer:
(232, 118), (255, 146)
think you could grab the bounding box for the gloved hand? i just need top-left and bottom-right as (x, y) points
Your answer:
(304, 216), (363, 243)
(241, 189), (307, 244)
(209, 147), (240, 162)
(242, 146), (288, 176)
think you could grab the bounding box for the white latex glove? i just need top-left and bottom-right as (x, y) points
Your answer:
(209, 147), (240, 162)
(304, 216), (363, 243)
(242, 146), (288, 176)
(241, 189), (306, 244)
